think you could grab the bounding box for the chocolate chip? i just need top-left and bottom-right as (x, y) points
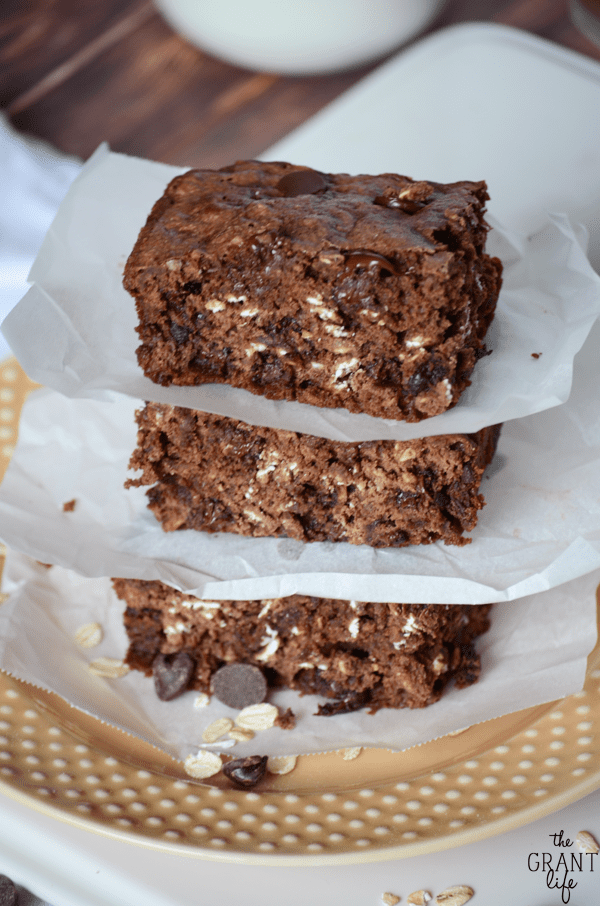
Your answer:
(276, 168), (327, 197)
(211, 663), (267, 710)
(222, 755), (268, 788)
(0, 875), (17, 906)
(316, 689), (371, 716)
(152, 652), (195, 701)
(343, 250), (400, 276)
(169, 322), (190, 345)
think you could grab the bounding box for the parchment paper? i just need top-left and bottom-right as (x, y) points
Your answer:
(0, 549), (596, 759)
(3, 145), (600, 442)
(1, 321), (600, 604)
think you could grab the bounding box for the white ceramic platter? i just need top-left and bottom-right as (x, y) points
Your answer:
(266, 22), (600, 271)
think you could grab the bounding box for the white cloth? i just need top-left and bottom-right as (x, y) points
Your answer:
(0, 114), (81, 361)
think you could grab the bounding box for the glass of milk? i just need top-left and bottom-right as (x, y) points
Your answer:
(154, 0), (447, 74)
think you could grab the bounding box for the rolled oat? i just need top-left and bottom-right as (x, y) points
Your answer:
(382, 893), (400, 905)
(88, 657), (129, 678)
(202, 717), (234, 743)
(341, 746), (362, 761)
(184, 750), (223, 779)
(407, 892), (432, 905)
(228, 727), (255, 743)
(74, 622), (103, 649)
(576, 830), (599, 854)
(267, 755), (297, 775)
(235, 702), (278, 731)
(435, 886), (474, 906)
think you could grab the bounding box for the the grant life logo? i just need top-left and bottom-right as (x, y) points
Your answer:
(528, 830), (597, 903)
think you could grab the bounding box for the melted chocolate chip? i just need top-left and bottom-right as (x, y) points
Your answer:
(170, 323), (190, 345)
(316, 690), (371, 716)
(453, 644), (481, 688)
(152, 652), (195, 701)
(396, 489), (420, 508)
(276, 169), (327, 197)
(373, 192), (420, 214)
(373, 181), (434, 213)
(211, 663), (267, 710)
(223, 755), (268, 788)
(407, 358), (447, 397)
(0, 876), (17, 906)
(343, 250), (400, 276)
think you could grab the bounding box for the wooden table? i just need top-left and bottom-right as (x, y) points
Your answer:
(1, 0), (600, 169)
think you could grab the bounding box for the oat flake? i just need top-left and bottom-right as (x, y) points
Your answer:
(382, 893), (400, 906)
(267, 755), (297, 775)
(184, 751), (223, 779)
(228, 727), (255, 743)
(436, 886), (474, 906)
(88, 657), (129, 678)
(202, 717), (234, 743)
(407, 892), (432, 905)
(74, 621), (103, 649)
(576, 830), (599, 854)
(341, 746), (362, 761)
(235, 702), (278, 731)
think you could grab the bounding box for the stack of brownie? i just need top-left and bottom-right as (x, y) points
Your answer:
(114, 161), (503, 715)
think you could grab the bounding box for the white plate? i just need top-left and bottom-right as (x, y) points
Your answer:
(266, 22), (600, 271)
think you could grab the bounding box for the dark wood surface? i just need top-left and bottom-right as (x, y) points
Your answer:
(1, 0), (600, 169)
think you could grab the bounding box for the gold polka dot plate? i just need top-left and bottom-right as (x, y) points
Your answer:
(1, 357), (600, 865)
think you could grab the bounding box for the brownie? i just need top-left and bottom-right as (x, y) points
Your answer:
(124, 161), (502, 422)
(113, 578), (493, 713)
(126, 402), (501, 547)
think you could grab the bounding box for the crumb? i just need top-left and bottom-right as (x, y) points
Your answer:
(531, 352), (542, 359)
(275, 707), (297, 730)
(36, 561), (53, 569)
(382, 893), (400, 906)
(62, 499), (76, 512)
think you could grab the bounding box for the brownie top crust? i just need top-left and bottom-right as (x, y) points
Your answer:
(127, 161), (488, 264)
(125, 161), (501, 420)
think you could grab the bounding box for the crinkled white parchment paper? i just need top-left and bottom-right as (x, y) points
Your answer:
(0, 550), (596, 759)
(2, 145), (600, 442)
(0, 322), (600, 604)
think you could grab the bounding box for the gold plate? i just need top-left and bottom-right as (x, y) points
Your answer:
(1, 357), (600, 865)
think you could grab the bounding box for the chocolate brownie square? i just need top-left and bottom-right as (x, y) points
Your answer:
(126, 402), (500, 548)
(124, 161), (502, 421)
(113, 578), (492, 714)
